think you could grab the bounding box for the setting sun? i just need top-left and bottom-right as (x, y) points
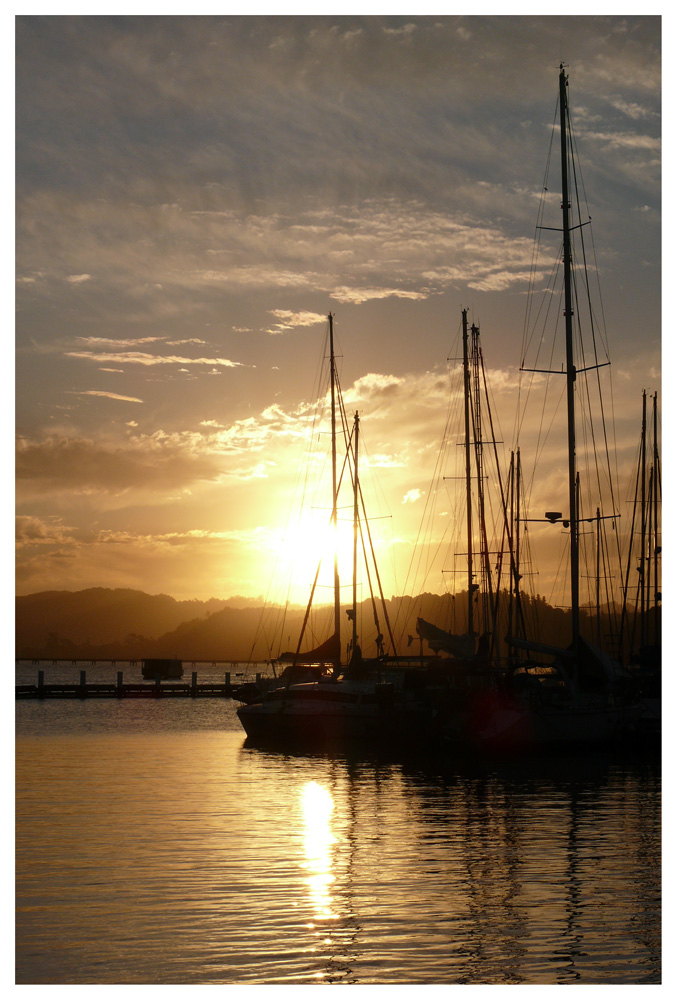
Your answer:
(273, 506), (360, 607)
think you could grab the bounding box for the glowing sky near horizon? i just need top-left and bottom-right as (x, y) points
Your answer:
(15, 14), (661, 605)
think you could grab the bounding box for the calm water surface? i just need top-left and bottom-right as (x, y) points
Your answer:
(15, 663), (661, 984)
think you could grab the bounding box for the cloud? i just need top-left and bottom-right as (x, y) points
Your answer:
(97, 526), (275, 548)
(609, 97), (659, 121)
(584, 129), (660, 151)
(13, 366), (438, 500)
(15, 394), (323, 496)
(76, 336), (166, 347)
(402, 489), (423, 504)
(16, 515), (73, 544)
(467, 270), (536, 292)
(383, 24), (417, 38)
(16, 164), (645, 326)
(267, 309), (327, 334)
(16, 433), (225, 494)
(74, 390), (144, 403)
(66, 273), (91, 283)
(15, 176), (579, 324)
(66, 350), (246, 368)
(331, 286), (429, 305)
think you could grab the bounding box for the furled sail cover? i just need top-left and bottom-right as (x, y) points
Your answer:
(277, 631), (341, 664)
(416, 618), (475, 658)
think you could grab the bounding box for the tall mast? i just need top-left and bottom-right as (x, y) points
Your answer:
(595, 506), (601, 650)
(652, 391), (660, 644)
(515, 447), (523, 634)
(508, 451), (515, 640)
(328, 313), (341, 664)
(462, 308), (474, 636)
(472, 322), (496, 639)
(640, 388), (647, 647)
(560, 63), (579, 649)
(352, 410), (360, 656)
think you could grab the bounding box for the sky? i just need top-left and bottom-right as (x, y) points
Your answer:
(14, 13), (661, 607)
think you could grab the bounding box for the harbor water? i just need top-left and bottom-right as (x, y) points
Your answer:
(16, 662), (661, 985)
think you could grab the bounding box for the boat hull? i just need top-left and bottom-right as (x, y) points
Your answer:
(460, 700), (641, 748)
(237, 690), (435, 748)
(141, 658), (183, 680)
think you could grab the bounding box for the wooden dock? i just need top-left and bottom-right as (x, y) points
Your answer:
(15, 669), (262, 700)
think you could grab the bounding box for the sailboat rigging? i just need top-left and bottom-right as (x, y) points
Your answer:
(493, 64), (641, 744)
(414, 308), (515, 667)
(237, 315), (435, 745)
(237, 66), (651, 750)
(618, 389), (661, 733)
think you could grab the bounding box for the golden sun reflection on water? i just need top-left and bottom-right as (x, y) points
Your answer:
(301, 781), (338, 922)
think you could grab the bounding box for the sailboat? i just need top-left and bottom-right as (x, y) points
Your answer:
(619, 390), (661, 736)
(237, 315), (441, 746)
(478, 64), (641, 747)
(415, 309), (504, 663)
(405, 307), (520, 744)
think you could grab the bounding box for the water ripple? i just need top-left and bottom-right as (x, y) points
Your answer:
(16, 700), (660, 984)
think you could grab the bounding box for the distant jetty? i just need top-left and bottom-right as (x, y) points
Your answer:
(15, 666), (268, 700)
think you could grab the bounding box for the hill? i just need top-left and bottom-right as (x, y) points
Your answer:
(15, 588), (229, 657)
(16, 586), (651, 663)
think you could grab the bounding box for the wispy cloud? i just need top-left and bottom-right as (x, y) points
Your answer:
(15, 515), (74, 544)
(66, 350), (246, 368)
(584, 129), (661, 151)
(16, 432), (225, 493)
(609, 97), (659, 121)
(15, 177), (647, 328)
(266, 309), (327, 334)
(73, 390), (144, 403)
(383, 23), (417, 38)
(76, 336), (166, 347)
(331, 286), (429, 304)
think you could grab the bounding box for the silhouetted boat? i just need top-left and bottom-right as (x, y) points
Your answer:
(232, 663), (325, 705)
(239, 68), (650, 752)
(410, 307), (516, 743)
(237, 316), (443, 747)
(141, 658), (183, 680)
(411, 68), (643, 749)
(620, 391), (661, 736)
(489, 65), (641, 747)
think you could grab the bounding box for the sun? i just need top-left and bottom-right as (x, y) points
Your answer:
(272, 507), (359, 607)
